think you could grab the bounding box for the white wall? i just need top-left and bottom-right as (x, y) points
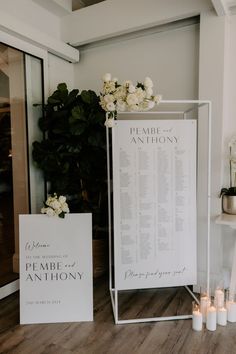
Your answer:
(62, 0), (212, 46)
(198, 11), (229, 288)
(75, 23), (199, 99)
(48, 54), (75, 93)
(226, 15), (236, 152)
(198, 12), (236, 288)
(221, 14), (236, 274)
(0, 0), (79, 62)
(0, 0), (61, 39)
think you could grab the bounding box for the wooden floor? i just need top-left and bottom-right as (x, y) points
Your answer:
(0, 277), (236, 354)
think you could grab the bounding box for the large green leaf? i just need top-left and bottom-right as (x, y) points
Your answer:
(57, 83), (67, 91)
(81, 90), (98, 105)
(47, 83), (69, 106)
(69, 121), (86, 135)
(88, 132), (103, 147)
(47, 97), (61, 105)
(65, 89), (79, 107)
(71, 106), (86, 121)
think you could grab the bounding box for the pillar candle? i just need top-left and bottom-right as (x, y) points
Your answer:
(206, 305), (217, 331)
(192, 310), (203, 331)
(214, 288), (224, 308)
(226, 300), (236, 322)
(217, 307), (227, 326)
(200, 296), (210, 323)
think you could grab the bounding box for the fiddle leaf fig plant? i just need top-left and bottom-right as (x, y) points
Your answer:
(32, 83), (108, 235)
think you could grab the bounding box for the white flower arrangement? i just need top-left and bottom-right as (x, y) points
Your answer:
(41, 194), (70, 218)
(100, 73), (162, 127)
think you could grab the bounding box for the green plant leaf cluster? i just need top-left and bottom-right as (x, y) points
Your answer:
(32, 83), (108, 231)
(220, 187), (236, 196)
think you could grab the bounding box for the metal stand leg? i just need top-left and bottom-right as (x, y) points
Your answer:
(109, 286), (197, 324)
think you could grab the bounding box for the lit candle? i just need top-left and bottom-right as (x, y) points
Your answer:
(214, 288), (224, 308)
(192, 302), (202, 331)
(200, 295), (210, 323)
(192, 310), (203, 331)
(226, 300), (236, 322)
(217, 307), (227, 326)
(206, 305), (217, 331)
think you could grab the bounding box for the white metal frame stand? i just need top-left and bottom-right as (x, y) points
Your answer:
(106, 100), (212, 324)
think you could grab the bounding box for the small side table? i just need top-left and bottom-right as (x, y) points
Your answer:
(216, 213), (236, 296)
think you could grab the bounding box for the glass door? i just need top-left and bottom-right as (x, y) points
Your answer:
(0, 43), (44, 299)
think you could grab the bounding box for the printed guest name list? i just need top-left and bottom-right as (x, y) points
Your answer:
(112, 120), (197, 290)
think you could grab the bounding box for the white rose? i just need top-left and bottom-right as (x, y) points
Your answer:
(46, 208), (55, 217)
(145, 87), (153, 98)
(128, 104), (139, 112)
(126, 93), (139, 106)
(103, 81), (116, 94)
(61, 203), (69, 213)
(135, 87), (146, 103)
(59, 195), (66, 204)
(135, 87), (145, 103)
(104, 94), (115, 103)
(102, 73), (112, 82)
(153, 94), (162, 104)
(147, 100), (155, 109)
(105, 118), (115, 128)
(124, 80), (133, 87)
(106, 102), (116, 111)
(116, 99), (127, 112)
(45, 196), (53, 206)
(112, 77), (118, 82)
(128, 84), (136, 94)
(144, 77), (153, 88)
(51, 200), (61, 210)
(139, 101), (149, 110)
(114, 86), (126, 100)
(99, 97), (107, 111)
(55, 207), (63, 215)
(41, 207), (47, 214)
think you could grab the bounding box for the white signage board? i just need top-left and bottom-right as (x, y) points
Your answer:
(112, 120), (197, 290)
(20, 213), (93, 324)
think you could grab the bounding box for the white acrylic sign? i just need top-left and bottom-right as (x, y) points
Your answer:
(112, 120), (197, 290)
(20, 213), (93, 324)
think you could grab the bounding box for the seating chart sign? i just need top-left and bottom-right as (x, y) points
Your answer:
(20, 213), (93, 324)
(112, 120), (197, 290)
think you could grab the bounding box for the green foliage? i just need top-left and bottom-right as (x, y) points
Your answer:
(220, 187), (236, 196)
(32, 83), (107, 232)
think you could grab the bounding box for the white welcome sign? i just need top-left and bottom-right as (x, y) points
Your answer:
(19, 213), (93, 324)
(112, 120), (197, 290)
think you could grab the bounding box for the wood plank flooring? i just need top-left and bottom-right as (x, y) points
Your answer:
(0, 277), (236, 354)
